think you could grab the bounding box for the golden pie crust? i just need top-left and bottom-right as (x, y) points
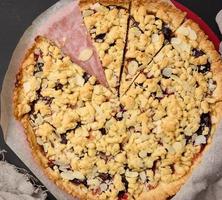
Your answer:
(13, 1), (222, 200)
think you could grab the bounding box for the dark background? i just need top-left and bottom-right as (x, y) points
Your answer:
(0, 1), (221, 199)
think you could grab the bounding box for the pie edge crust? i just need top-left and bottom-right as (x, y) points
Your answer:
(12, 1), (222, 200)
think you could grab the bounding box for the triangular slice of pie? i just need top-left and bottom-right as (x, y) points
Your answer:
(80, 0), (131, 93)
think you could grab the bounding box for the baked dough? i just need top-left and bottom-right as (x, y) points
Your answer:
(120, 0), (186, 95)
(80, 0), (130, 92)
(13, 1), (222, 200)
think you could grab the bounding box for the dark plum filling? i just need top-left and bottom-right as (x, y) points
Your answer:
(147, 153), (152, 157)
(99, 128), (107, 135)
(118, 191), (128, 200)
(197, 62), (211, 73)
(48, 160), (55, 169)
(34, 62), (44, 74)
(192, 48), (205, 57)
(163, 89), (174, 96)
(121, 174), (129, 191)
(30, 88), (54, 111)
(40, 96), (54, 105)
(185, 135), (192, 145)
(71, 178), (88, 187)
(54, 82), (63, 91)
(152, 159), (160, 174)
(119, 143), (124, 151)
(83, 72), (91, 83)
(162, 25), (172, 41)
(120, 104), (126, 112)
(98, 151), (109, 162)
(151, 92), (163, 100)
(110, 41), (116, 47)
(98, 173), (112, 181)
(185, 113), (211, 145)
(196, 113), (211, 135)
(162, 74), (170, 79)
(136, 82), (144, 88)
(48, 161), (64, 173)
(60, 134), (68, 144)
(76, 121), (82, 129)
(115, 114), (123, 121)
(114, 104), (127, 121)
(169, 164), (175, 174)
(66, 122), (82, 133)
(95, 33), (106, 43)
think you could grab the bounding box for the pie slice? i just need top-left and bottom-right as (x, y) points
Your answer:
(120, 18), (222, 200)
(119, 0), (186, 95)
(80, 0), (130, 93)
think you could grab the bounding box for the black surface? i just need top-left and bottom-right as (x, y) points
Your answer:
(0, 1), (221, 200)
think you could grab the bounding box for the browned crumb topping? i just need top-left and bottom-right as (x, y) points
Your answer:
(14, 2), (221, 200)
(81, 2), (129, 92)
(119, 0), (186, 96)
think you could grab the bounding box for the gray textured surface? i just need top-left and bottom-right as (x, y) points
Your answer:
(0, 1), (221, 200)
(173, 122), (222, 200)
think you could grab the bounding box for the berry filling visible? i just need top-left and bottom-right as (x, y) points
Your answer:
(14, 1), (221, 199)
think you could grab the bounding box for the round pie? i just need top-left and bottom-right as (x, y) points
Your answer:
(13, 0), (222, 200)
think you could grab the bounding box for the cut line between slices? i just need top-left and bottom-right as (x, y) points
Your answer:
(117, 0), (187, 97)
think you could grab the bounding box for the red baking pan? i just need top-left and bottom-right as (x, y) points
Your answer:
(172, 0), (220, 51)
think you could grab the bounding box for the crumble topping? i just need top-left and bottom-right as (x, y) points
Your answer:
(81, 2), (129, 92)
(13, 2), (222, 200)
(119, 20), (220, 198)
(119, 0), (186, 96)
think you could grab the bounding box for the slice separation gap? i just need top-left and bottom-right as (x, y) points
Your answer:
(117, 0), (132, 97)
